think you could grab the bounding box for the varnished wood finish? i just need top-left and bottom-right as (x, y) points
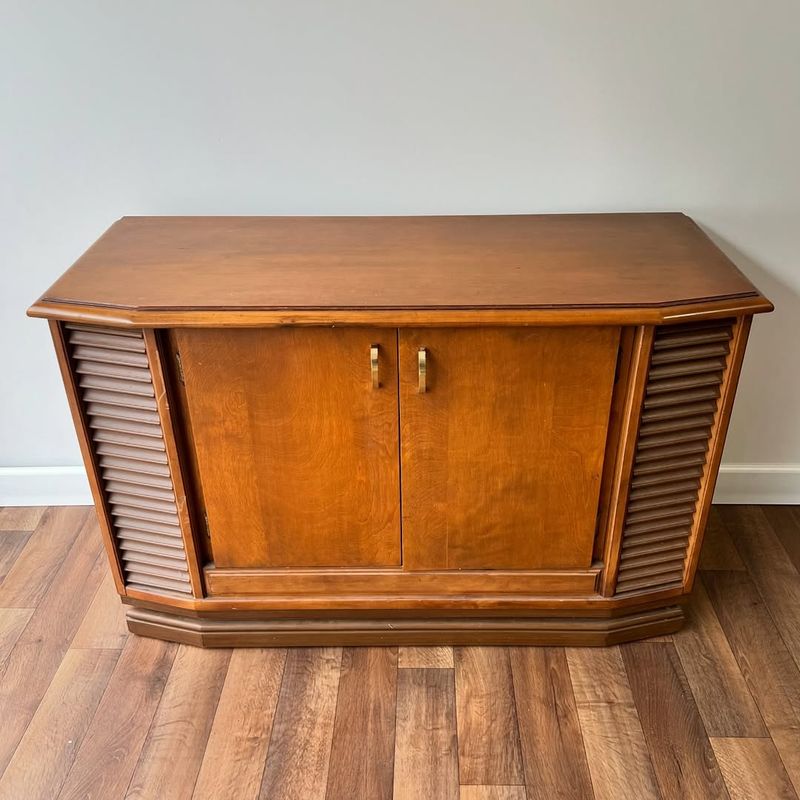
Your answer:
(29, 214), (771, 646)
(174, 327), (401, 569)
(0, 504), (797, 797)
(400, 326), (618, 570)
(614, 318), (737, 595)
(599, 326), (654, 595)
(30, 214), (769, 317)
(203, 565), (600, 599)
(125, 605), (685, 646)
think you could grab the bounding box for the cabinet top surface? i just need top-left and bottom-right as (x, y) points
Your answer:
(30, 213), (771, 324)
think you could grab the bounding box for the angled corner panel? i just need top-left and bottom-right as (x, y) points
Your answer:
(54, 322), (200, 598)
(612, 318), (738, 596)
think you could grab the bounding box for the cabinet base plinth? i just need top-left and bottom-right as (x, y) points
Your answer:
(126, 605), (685, 647)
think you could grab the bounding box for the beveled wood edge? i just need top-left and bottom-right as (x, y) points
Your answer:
(48, 320), (127, 595)
(124, 583), (686, 613)
(683, 315), (753, 590)
(593, 327), (636, 561)
(125, 604), (685, 647)
(27, 294), (773, 328)
(142, 330), (205, 598)
(599, 325), (655, 595)
(203, 565), (601, 597)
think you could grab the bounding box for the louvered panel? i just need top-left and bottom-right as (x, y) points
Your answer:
(118, 539), (188, 560)
(640, 399), (718, 422)
(85, 402), (160, 424)
(65, 323), (193, 596)
(83, 388), (158, 410)
(98, 455), (171, 477)
(78, 373), (155, 397)
(615, 319), (734, 596)
(95, 441), (168, 463)
(107, 492), (177, 513)
(105, 481), (176, 501)
(628, 478), (702, 501)
(87, 414), (163, 438)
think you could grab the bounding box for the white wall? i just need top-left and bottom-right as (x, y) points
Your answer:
(2, 1), (799, 503)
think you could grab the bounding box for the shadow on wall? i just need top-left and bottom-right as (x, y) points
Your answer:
(699, 223), (798, 464)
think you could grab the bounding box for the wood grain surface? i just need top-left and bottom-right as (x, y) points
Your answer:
(175, 327), (400, 569)
(32, 214), (765, 312)
(0, 504), (797, 798)
(400, 326), (618, 570)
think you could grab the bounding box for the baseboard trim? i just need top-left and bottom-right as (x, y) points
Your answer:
(0, 466), (92, 506)
(712, 464), (800, 504)
(1, 463), (799, 507)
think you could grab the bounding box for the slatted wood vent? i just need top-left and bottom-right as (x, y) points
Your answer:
(615, 319), (734, 595)
(65, 324), (192, 596)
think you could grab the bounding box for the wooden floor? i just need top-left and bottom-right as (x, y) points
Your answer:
(0, 506), (799, 799)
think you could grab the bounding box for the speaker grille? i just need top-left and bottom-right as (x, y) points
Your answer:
(66, 323), (192, 596)
(615, 319), (734, 595)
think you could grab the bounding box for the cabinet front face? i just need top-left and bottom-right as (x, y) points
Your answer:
(399, 327), (620, 570)
(174, 327), (401, 568)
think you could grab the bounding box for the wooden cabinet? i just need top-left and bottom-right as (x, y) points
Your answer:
(174, 327), (401, 569)
(30, 214), (773, 646)
(399, 327), (619, 571)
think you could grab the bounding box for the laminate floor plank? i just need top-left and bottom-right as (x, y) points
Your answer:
(455, 646), (524, 786)
(0, 506), (45, 531)
(761, 505), (800, 574)
(0, 504), (798, 800)
(0, 531), (30, 586)
(459, 787), (528, 800)
(0, 506), (89, 608)
(398, 646), (454, 668)
(718, 505), (800, 665)
(327, 647), (398, 800)
(711, 737), (797, 800)
(71, 568), (129, 650)
(673, 579), (767, 737)
(510, 647), (594, 800)
(699, 508), (746, 571)
(192, 648), (286, 800)
(0, 608), (33, 671)
(393, 667), (459, 800)
(0, 514), (104, 775)
(566, 647), (660, 800)
(622, 642), (729, 799)
(259, 647), (341, 800)
(0, 648), (119, 800)
(126, 645), (230, 800)
(55, 635), (177, 800)
(704, 570), (800, 794)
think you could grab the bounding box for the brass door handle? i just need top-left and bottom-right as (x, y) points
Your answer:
(371, 345), (380, 389)
(418, 347), (427, 393)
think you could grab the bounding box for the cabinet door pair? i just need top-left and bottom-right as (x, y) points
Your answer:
(174, 327), (619, 573)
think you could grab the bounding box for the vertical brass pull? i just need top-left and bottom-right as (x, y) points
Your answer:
(418, 347), (427, 393)
(371, 344), (380, 389)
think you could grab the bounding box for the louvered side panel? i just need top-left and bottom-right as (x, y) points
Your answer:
(65, 323), (193, 596)
(615, 319), (734, 595)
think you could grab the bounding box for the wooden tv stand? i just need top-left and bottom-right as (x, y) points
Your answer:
(29, 214), (772, 646)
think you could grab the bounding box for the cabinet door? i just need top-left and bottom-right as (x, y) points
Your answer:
(174, 328), (401, 568)
(399, 327), (619, 570)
